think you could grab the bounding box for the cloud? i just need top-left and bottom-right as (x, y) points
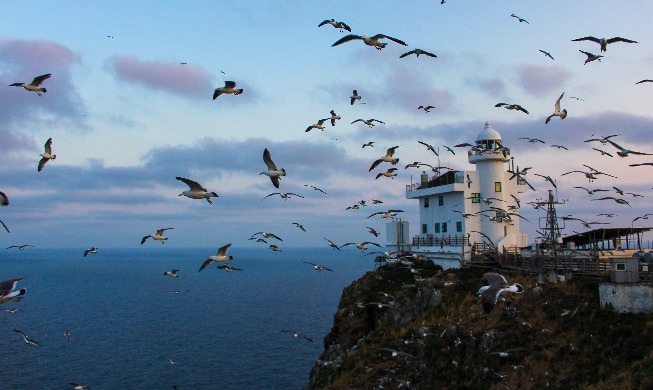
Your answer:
(514, 64), (571, 95)
(473, 78), (506, 97)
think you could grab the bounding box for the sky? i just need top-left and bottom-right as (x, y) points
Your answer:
(1, 1), (653, 249)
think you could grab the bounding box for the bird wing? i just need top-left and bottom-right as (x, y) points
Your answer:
(44, 138), (53, 154)
(224, 81), (237, 88)
(31, 74), (51, 86)
(545, 114), (554, 124)
(339, 22), (351, 32)
(37, 157), (48, 172)
(332, 34), (361, 47)
(369, 159), (383, 172)
(572, 36), (600, 43)
(351, 119), (363, 124)
(0, 278), (23, 296)
(140, 236), (150, 245)
(270, 176), (280, 189)
(318, 19), (332, 27)
(176, 176), (204, 191)
(372, 119), (385, 124)
(606, 37), (637, 44)
(386, 146), (399, 156)
(375, 34), (407, 46)
(217, 243), (232, 256)
(606, 140), (625, 151)
(0, 219), (9, 233)
(0, 191), (8, 206)
(399, 49), (417, 58)
(554, 92), (564, 111)
(263, 148), (277, 170)
(198, 258), (213, 272)
(158, 227), (174, 234)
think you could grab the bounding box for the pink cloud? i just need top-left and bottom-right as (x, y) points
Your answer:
(515, 64), (571, 95)
(0, 39), (77, 70)
(109, 55), (214, 98)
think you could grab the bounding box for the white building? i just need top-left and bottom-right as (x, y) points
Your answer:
(387, 122), (528, 264)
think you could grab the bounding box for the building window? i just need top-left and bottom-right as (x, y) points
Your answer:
(434, 223), (440, 233)
(615, 263), (626, 271)
(470, 193), (480, 203)
(456, 221), (462, 233)
(438, 196), (444, 206)
(442, 222), (448, 233)
(424, 198), (429, 208)
(422, 224), (427, 234)
(495, 182), (502, 192)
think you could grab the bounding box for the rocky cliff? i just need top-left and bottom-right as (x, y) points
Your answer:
(305, 258), (653, 389)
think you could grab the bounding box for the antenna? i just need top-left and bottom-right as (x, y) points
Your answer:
(537, 190), (566, 255)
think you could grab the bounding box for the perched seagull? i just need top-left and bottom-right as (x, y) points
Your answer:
(262, 192), (304, 201)
(362, 141), (375, 148)
(281, 329), (313, 342)
(539, 50), (555, 60)
(304, 261), (333, 272)
(342, 241), (382, 252)
(261, 148), (286, 189)
(478, 273), (524, 313)
(352, 118), (384, 127)
(252, 231), (283, 241)
(304, 184), (326, 194)
(327, 110), (341, 126)
(332, 34), (407, 50)
(607, 140), (653, 157)
(579, 50), (603, 65)
(369, 146), (400, 171)
(495, 103), (529, 114)
(324, 238), (341, 250)
(14, 329), (43, 347)
(6, 245), (33, 250)
(212, 81), (243, 100)
(83, 247), (98, 257)
(318, 19), (351, 32)
(350, 89), (361, 105)
(572, 36), (638, 52)
(176, 177), (219, 204)
(417, 105), (435, 113)
(636, 79), (653, 85)
(0, 278), (26, 305)
(367, 227), (380, 237)
(375, 168), (398, 179)
(0, 191), (8, 207)
(199, 243), (233, 272)
(292, 222), (306, 232)
(510, 14), (529, 23)
(141, 228), (174, 245)
(367, 210), (404, 219)
(9, 73), (51, 96)
(399, 48), (437, 59)
(305, 119), (327, 132)
(164, 269), (180, 278)
(38, 137), (56, 172)
(545, 92), (567, 124)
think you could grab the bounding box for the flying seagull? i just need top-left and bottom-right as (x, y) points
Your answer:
(83, 247), (98, 257)
(579, 50), (603, 65)
(352, 118), (384, 127)
(324, 238), (341, 250)
(545, 92), (567, 124)
(585, 134), (620, 144)
(417, 140), (438, 156)
(304, 184), (326, 194)
(318, 19), (351, 32)
(9, 73), (51, 96)
(176, 177), (219, 204)
(38, 137), (56, 172)
(212, 81), (243, 100)
(369, 146), (400, 171)
(305, 119), (327, 132)
(0, 278), (26, 305)
(0, 191), (8, 206)
(164, 269), (180, 278)
(251, 231), (283, 241)
(367, 227), (380, 237)
(571, 36), (638, 52)
(0, 220), (9, 233)
(332, 34), (407, 50)
(375, 168), (398, 179)
(327, 110), (341, 126)
(6, 245), (33, 250)
(14, 329), (43, 347)
(350, 89), (361, 105)
(304, 261), (333, 272)
(478, 273), (524, 313)
(141, 228), (174, 245)
(399, 49), (437, 59)
(217, 264), (242, 272)
(262, 192), (304, 201)
(510, 14), (529, 23)
(341, 241), (382, 252)
(495, 103), (528, 114)
(418, 105), (435, 112)
(636, 79), (653, 85)
(199, 243), (233, 272)
(367, 210), (404, 219)
(292, 222), (306, 232)
(261, 148), (286, 189)
(539, 50), (554, 60)
(362, 141), (375, 148)
(607, 140), (653, 157)
(281, 329), (313, 342)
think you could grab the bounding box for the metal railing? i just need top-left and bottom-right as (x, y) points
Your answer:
(412, 235), (470, 247)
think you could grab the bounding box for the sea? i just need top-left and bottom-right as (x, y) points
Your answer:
(0, 247), (373, 390)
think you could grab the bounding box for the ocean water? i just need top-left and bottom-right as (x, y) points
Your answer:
(0, 247), (372, 389)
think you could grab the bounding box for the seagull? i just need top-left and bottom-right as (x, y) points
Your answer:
(318, 19), (351, 32)
(6, 245), (33, 250)
(443, 145), (455, 155)
(369, 146), (400, 171)
(367, 210), (404, 219)
(176, 177), (219, 204)
(533, 173), (557, 189)
(304, 184), (326, 194)
(199, 243), (233, 272)
(573, 186), (609, 196)
(252, 231), (283, 241)
(281, 329), (313, 342)
(591, 197), (631, 207)
(375, 168), (398, 179)
(636, 79), (653, 85)
(262, 192), (304, 201)
(141, 228), (174, 245)
(269, 244), (282, 253)
(327, 110), (341, 126)
(304, 261), (333, 272)
(217, 264), (243, 272)
(350, 89), (361, 105)
(510, 14), (529, 23)
(212, 81), (243, 100)
(418, 105), (435, 112)
(551, 145), (568, 150)
(249, 237), (267, 243)
(9, 73), (51, 96)
(495, 103), (529, 114)
(592, 148), (613, 157)
(261, 148), (286, 189)
(545, 92), (567, 124)
(607, 140), (653, 157)
(572, 36), (638, 52)
(0, 191), (8, 206)
(399, 49), (437, 59)
(351, 118), (384, 127)
(362, 141), (375, 148)
(562, 165), (617, 182)
(0, 278), (26, 305)
(83, 247), (98, 257)
(579, 50), (603, 65)
(341, 241), (382, 252)
(585, 134), (620, 144)
(417, 141), (438, 156)
(64, 330), (70, 342)
(38, 137), (56, 172)
(0, 220), (9, 233)
(1, 308), (20, 314)
(332, 34), (407, 50)
(367, 227), (380, 237)
(14, 329), (43, 347)
(305, 119), (327, 132)
(479, 273), (524, 313)
(612, 187), (624, 196)
(629, 162), (653, 167)
(292, 222), (306, 232)
(519, 137), (545, 144)
(539, 50), (554, 60)
(324, 238), (341, 250)
(164, 269), (180, 278)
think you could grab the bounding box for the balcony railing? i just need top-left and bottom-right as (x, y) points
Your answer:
(412, 235), (470, 247)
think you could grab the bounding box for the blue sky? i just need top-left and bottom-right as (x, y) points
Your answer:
(1, 1), (653, 249)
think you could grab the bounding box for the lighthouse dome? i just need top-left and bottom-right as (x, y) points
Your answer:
(476, 121), (502, 142)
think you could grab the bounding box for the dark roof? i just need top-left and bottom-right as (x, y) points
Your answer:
(562, 227), (653, 247)
(419, 170), (460, 189)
